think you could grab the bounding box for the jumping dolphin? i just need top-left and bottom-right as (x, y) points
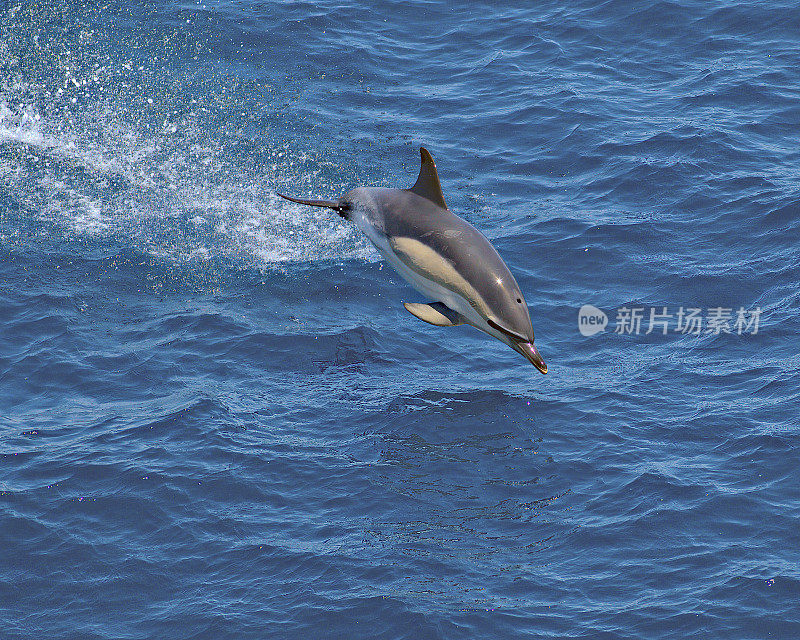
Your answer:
(278, 147), (547, 373)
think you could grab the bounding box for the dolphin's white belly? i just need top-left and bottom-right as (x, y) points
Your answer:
(352, 209), (484, 328)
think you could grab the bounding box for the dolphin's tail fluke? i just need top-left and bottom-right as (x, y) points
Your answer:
(277, 193), (348, 219)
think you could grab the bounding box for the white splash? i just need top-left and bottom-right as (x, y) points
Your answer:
(0, 12), (374, 267)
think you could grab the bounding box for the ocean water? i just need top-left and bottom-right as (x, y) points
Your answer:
(1, 0), (799, 637)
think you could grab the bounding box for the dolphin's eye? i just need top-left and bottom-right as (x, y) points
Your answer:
(517, 298), (522, 303)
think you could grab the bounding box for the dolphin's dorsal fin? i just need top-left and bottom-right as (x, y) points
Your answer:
(408, 147), (447, 210)
(403, 302), (464, 327)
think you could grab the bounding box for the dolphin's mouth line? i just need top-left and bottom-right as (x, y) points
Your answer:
(486, 318), (529, 343)
(484, 319), (547, 374)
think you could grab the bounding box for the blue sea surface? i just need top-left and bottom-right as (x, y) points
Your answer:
(1, 0), (799, 638)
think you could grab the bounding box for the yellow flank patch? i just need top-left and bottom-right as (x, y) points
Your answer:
(389, 237), (486, 314)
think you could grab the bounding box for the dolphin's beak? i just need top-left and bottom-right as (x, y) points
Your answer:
(519, 342), (547, 374)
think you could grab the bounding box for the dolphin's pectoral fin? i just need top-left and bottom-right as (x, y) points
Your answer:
(406, 147), (448, 210)
(403, 302), (465, 327)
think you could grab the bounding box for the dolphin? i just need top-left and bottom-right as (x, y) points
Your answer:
(278, 147), (547, 373)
